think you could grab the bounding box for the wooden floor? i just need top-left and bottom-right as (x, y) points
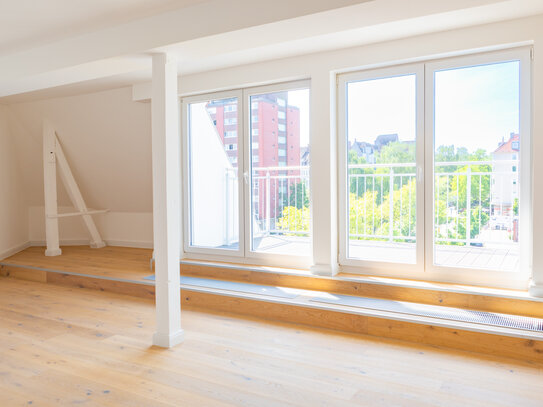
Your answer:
(0, 278), (542, 407)
(2, 245), (153, 281)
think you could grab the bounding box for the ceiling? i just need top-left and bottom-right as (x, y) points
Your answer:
(0, 0), (205, 56)
(1, 0), (543, 103)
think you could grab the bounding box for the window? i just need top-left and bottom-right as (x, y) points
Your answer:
(248, 84), (311, 258)
(278, 111), (286, 119)
(183, 82), (311, 267)
(340, 70), (420, 267)
(184, 95), (241, 252)
(338, 48), (531, 288)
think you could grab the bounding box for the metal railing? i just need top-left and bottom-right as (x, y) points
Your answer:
(227, 160), (519, 248)
(348, 160), (519, 247)
(251, 165), (310, 237)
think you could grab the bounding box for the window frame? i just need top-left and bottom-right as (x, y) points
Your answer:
(423, 47), (532, 289)
(242, 80), (312, 268)
(338, 63), (425, 275)
(337, 47), (532, 289)
(181, 81), (312, 269)
(181, 89), (245, 258)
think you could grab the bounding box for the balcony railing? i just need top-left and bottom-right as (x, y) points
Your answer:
(243, 160), (519, 249)
(348, 160), (519, 247)
(251, 165), (310, 237)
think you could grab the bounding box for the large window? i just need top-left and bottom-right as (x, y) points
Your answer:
(339, 48), (531, 288)
(182, 81), (311, 266)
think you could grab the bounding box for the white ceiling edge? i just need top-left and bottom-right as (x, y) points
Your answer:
(2, 0), (543, 103)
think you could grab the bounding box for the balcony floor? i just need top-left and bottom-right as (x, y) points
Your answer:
(253, 235), (519, 272)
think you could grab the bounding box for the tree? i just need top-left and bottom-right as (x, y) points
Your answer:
(287, 181), (309, 209)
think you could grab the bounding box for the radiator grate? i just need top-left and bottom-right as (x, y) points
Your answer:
(310, 295), (543, 332)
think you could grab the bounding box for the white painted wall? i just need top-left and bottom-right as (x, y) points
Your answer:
(189, 103), (238, 248)
(8, 87), (154, 248)
(0, 105), (28, 258)
(4, 13), (543, 286)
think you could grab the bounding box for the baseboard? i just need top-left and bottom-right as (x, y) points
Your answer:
(29, 239), (90, 247)
(28, 239), (153, 249)
(106, 240), (153, 249)
(0, 241), (31, 260)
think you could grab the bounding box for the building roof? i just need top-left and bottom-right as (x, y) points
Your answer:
(494, 133), (519, 154)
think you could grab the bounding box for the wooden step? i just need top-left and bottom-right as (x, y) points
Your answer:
(180, 260), (543, 318)
(2, 263), (543, 364)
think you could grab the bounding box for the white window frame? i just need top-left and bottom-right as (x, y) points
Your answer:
(243, 80), (311, 267)
(181, 80), (311, 269)
(338, 63), (425, 275)
(338, 47), (531, 289)
(424, 47), (531, 289)
(181, 90), (245, 258)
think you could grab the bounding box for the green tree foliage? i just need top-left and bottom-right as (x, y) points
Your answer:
(277, 143), (500, 246)
(276, 206), (310, 236)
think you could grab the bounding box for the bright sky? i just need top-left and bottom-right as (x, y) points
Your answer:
(346, 60), (520, 154)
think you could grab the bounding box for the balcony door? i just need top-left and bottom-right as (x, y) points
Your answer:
(338, 64), (425, 274)
(339, 48), (531, 289)
(182, 81), (311, 267)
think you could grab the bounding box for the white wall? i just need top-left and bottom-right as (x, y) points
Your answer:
(8, 86), (154, 248)
(169, 13), (543, 282)
(0, 105), (28, 258)
(189, 103), (238, 248)
(4, 13), (543, 285)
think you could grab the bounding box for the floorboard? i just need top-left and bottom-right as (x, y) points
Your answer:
(0, 278), (542, 406)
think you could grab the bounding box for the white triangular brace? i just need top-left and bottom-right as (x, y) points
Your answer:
(43, 120), (107, 256)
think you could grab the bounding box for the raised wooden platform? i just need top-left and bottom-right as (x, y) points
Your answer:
(2, 246), (543, 364)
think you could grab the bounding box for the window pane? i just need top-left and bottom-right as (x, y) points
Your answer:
(188, 97), (239, 250)
(346, 74), (417, 263)
(433, 61), (520, 272)
(250, 89), (310, 255)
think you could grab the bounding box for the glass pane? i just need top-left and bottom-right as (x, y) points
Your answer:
(188, 97), (239, 250)
(346, 74), (417, 264)
(249, 89), (311, 256)
(433, 61), (520, 272)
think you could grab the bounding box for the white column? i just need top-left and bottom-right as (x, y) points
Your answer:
(310, 70), (338, 276)
(43, 120), (62, 257)
(151, 53), (184, 347)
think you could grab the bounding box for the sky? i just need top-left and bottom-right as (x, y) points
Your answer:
(347, 60), (520, 155)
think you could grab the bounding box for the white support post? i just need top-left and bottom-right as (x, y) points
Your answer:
(55, 135), (106, 249)
(43, 121), (62, 256)
(151, 53), (184, 348)
(309, 70), (338, 276)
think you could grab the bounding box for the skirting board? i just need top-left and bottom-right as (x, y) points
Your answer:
(0, 241), (31, 261)
(29, 239), (153, 249)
